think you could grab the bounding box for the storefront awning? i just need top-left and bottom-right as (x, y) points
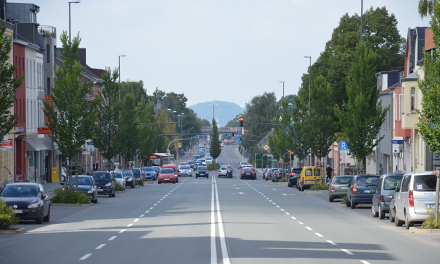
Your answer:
(27, 138), (49, 151)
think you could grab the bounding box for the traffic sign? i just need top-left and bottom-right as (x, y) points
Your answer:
(264, 145), (269, 150)
(340, 141), (348, 151)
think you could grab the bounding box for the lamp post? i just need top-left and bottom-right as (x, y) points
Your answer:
(279, 81), (284, 99)
(360, 0), (363, 40)
(304, 56), (312, 113)
(118, 55), (126, 103)
(68, 1), (80, 44)
(210, 104), (218, 120)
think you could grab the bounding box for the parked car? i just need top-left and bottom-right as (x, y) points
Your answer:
(262, 168), (269, 180)
(392, 171), (438, 229)
(0, 183), (51, 224)
(371, 173), (403, 219)
(178, 165), (192, 177)
(112, 171), (126, 190)
(218, 165), (233, 178)
(163, 164), (179, 183)
(297, 166), (324, 191)
(196, 166), (209, 178)
(266, 168), (278, 181)
(345, 174), (380, 209)
(92, 171), (116, 197)
(272, 168), (286, 182)
(158, 168), (177, 184)
(132, 168), (145, 186)
(142, 166), (157, 180)
(63, 175), (98, 203)
(287, 168), (303, 187)
(118, 169), (135, 188)
(328, 175), (353, 202)
(240, 168), (256, 180)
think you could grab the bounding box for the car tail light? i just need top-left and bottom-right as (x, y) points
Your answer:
(408, 190), (414, 207)
(241, 172), (244, 176)
(380, 195), (385, 203)
(330, 185), (335, 191)
(290, 173), (295, 177)
(352, 186), (358, 193)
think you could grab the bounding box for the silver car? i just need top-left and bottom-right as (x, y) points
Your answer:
(111, 171), (126, 190)
(392, 171), (438, 229)
(178, 165), (192, 177)
(371, 173), (403, 219)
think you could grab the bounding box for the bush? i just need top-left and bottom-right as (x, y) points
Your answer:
(115, 181), (124, 191)
(340, 196), (346, 204)
(50, 189), (90, 204)
(422, 211), (440, 229)
(208, 163), (220, 171)
(309, 184), (329, 190)
(278, 178), (287, 182)
(0, 199), (19, 229)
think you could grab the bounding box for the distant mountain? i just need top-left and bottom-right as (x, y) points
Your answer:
(189, 100), (245, 127)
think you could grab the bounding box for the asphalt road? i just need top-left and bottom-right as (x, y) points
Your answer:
(1, 144), (440, 264)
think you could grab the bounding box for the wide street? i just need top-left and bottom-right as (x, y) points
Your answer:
(1, 145), (440, 264)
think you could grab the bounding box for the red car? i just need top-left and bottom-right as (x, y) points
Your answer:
(158, 168), (177, 184)
(163, 164), (178, 183)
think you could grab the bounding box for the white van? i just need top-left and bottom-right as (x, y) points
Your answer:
(392, 171), (438, 229)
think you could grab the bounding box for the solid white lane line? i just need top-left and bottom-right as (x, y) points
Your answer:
(108, 236), (117, 241)
(360, 261), (370, 264)
(214, 177), (231, 264)
(315, 233), (323, 237)
(305, 227), (313, 231)
(79, 254), (92, 260)
(327, 240), (337, 245)
(341, 249), (354, 255)
(119, 229), (126, 233)
(95, 244), (106, 249)
(211, 177), (217, 264)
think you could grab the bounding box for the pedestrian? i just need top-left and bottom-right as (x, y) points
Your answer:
(326, 164), (333, 183)
(93, 162), (99, 171)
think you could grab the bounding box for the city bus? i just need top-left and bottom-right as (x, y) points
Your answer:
(146, 153), (173, 167)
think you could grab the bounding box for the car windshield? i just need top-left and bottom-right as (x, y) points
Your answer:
(198, 166), (207, 170)
(143, 167), (154, 171)
(180, 165), (190, 169)
(120, 170), (132, 176)
(1, 185), (39, 197)
(92, 173), (111, 181)
(160, 169), (174, 174)
(113, 173), (123, 179)
(69, 177), (92, 185)
(332, 176), (353, 184)
(243, 169), (254, 173)
(291, 169), (302, 174)
(414, 174), (437, 191)
(132, 169), (140, 175)
(383, 176), (403, 190)
(355, 176), (379, 186)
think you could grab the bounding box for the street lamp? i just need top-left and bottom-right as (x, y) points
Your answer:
(360, 0), (363, 40)
(68, 1), (80, 44)
(210, 103), (218, 120)
(118, 55), (126, 102)
(304, 56), (312, 113)
(279, 81), (284, 99)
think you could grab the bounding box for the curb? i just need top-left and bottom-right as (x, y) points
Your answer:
(51, 203), (95, 206)
(0, 228), (26, 235)
(409, 227), (440, 233)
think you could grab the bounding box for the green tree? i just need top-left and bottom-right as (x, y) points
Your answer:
(116, 94), (139, 168)
(291, 95), (312, 164)
(417, 3), (440, 154)
(334, 42), (388, 172)
(268, 99), (293, 165)
(210, 119), (221, 161)
(418, 0), (437, 18)
(0, 24), (22, 139)
(92, 68), (120, 169)
(43, 32), (97, 180)
(137, 98), (157, 161)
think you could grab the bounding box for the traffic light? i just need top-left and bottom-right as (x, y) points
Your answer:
(263, 154), (267, 160)
(290, 151), (294, 159)
(232, 131), (235, 137)
(239, 117), (244, 127)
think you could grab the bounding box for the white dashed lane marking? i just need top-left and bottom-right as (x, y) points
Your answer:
(95, 244), (106, 249)
(108, 236), (117, 241)
(341, 249), (354, 255)
(79, 254), (92, 260)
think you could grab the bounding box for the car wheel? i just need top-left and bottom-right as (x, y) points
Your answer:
(371, 205), (378, 217)
(405, 212), (413, 229)
(350, 198), (356, 209)
(141, 181), (144, 186)
(288, 181), (292, 187)
(43, 206), (50, 222)
(93, 198), (98, 204)
(35, 214), (43, 224)
(379, 206), (385, 220)
(173, 181), (176, 184)
(389, 208), (395, 222)
(329, 196), (334, 202)
(109, 192), (112, 197)
(158, 181), (161, 184)
(395, 213), (403, 226)
(346, 196), (351, 207)
(112, 191), (116, 197)
(131, 182), (135, 188)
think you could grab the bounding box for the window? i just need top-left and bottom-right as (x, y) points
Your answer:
(413, 174), (436, 191)
(383, 176), (403, 190)
(46, 45), (50, 63)
(401, 176), (411, 192)
(410, 87), (415, 111)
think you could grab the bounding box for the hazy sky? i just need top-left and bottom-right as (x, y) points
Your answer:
(11, 0), (428, 108)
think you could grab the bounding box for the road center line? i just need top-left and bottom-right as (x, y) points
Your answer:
(79, 254), (92, 260)
(119, 229), (126, 233)
(108, 236), (117, 241)
(360, 261), (370, 264)
(305, 227), (313, 230)
(341, 249), (354, 255)
(315, 233), (323, 237)
(327, 240), (337, 245)
(95, 244), (106, 249)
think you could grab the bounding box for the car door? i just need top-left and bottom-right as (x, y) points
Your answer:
(372, 177), (383, 212)
(39, 184), (50, 215)
(395, 175), (410, 219)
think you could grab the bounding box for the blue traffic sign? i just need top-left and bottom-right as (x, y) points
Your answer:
(340, 141), (348, 151)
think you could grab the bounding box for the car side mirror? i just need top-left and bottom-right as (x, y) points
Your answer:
(395, 186), (400, 192)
